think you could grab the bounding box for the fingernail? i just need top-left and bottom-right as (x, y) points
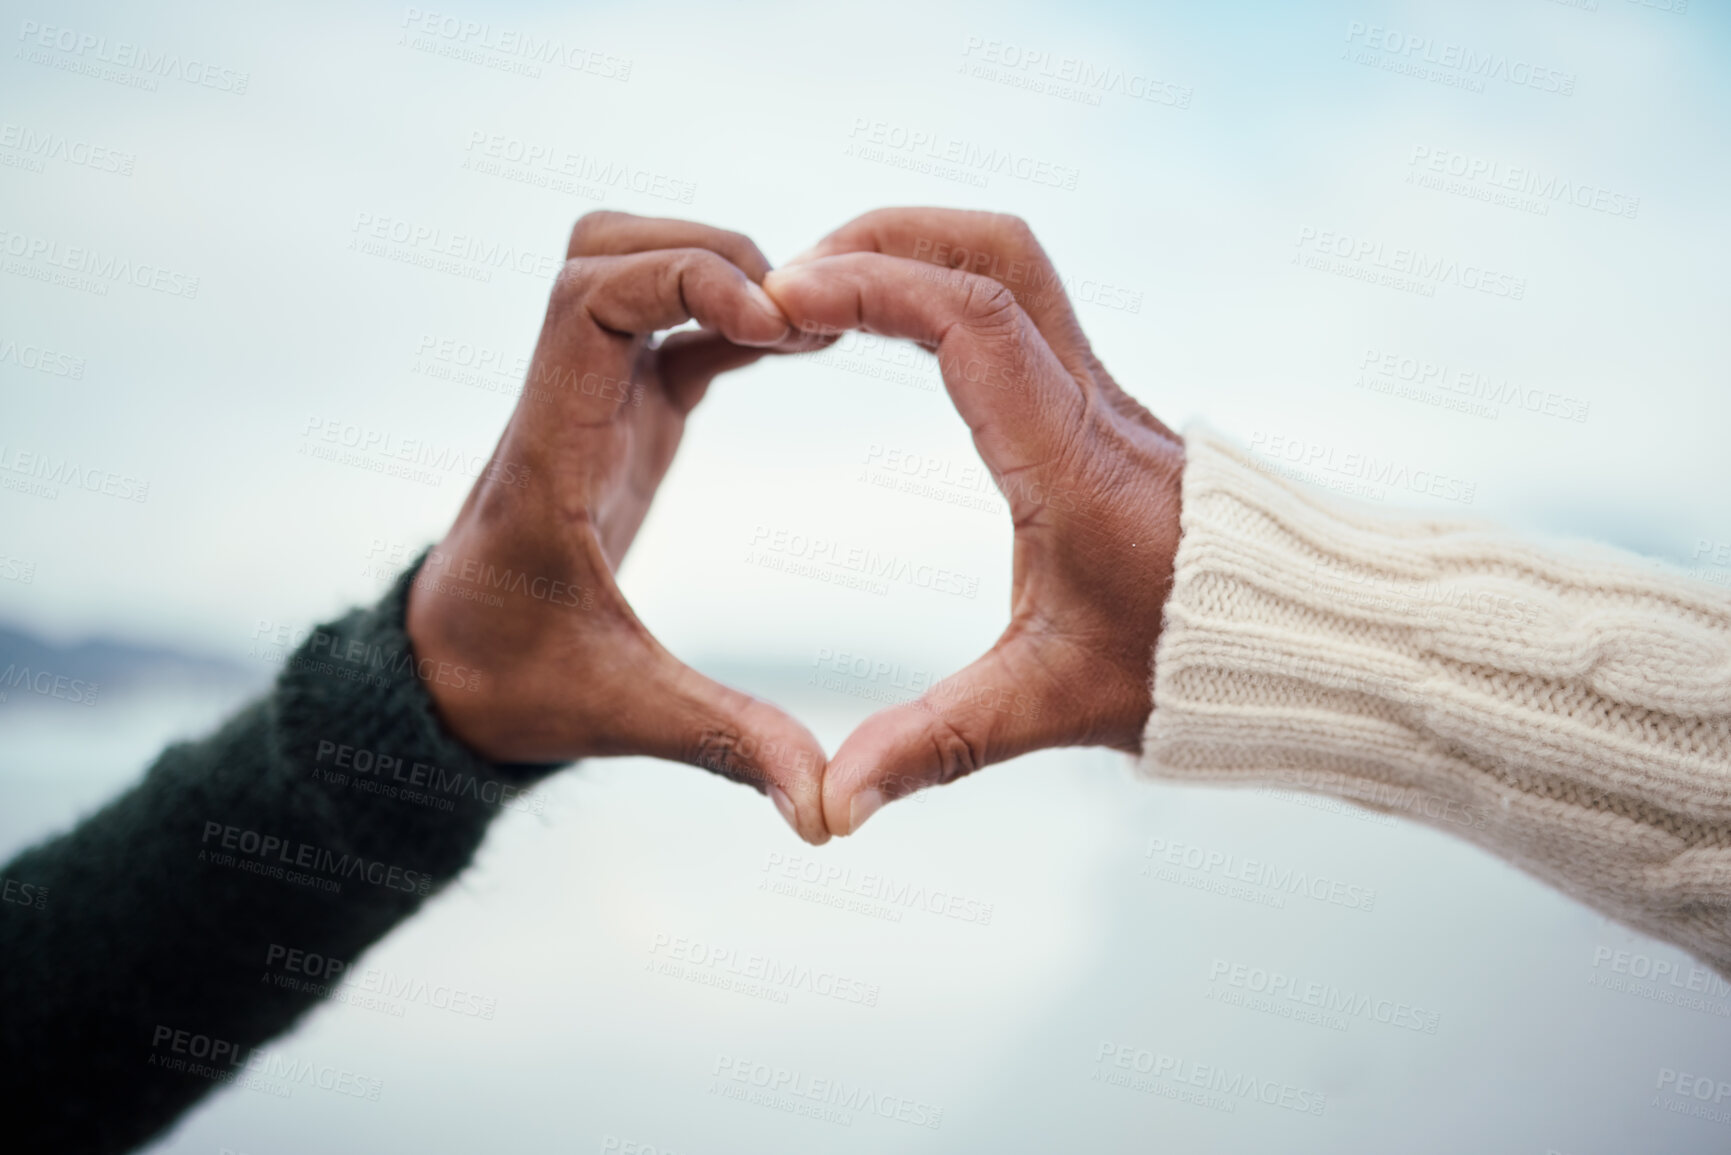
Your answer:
(848, 789), (886, 836)
(745, 280), (786, 318)
(768, 786), (800, 834)
(781, 245), (823, 267)
(744, 281), (791, 341)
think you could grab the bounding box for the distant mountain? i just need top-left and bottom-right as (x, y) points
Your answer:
(0, 624), (267, 701)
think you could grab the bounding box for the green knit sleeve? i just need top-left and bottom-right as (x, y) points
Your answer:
(0, 557), (559, 1154)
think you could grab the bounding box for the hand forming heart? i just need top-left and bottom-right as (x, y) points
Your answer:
(405, 212), (834, 844)
(407, 207), (1185, 845)
(765, 208), (1185, 835)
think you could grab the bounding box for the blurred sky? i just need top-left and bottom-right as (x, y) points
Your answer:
(4, 0), (1731, 1152)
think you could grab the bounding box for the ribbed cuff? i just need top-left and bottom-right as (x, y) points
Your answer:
(271, 553), (561, 879)
(1143, 424), (1482, 805)
(1138, 425), (1731, 975)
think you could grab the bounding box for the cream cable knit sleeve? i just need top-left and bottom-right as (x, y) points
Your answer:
(1141, 426), (1731, 975)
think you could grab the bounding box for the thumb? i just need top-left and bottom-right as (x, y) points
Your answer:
(632, 652), (831, 845)
(822, 646), (1053, 836)
(655, 324), (840, 413)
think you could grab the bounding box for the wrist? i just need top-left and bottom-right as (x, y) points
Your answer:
(1108, 434), (1186, 749)
(403, 555), (516, 763)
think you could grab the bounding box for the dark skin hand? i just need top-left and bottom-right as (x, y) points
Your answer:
(406, 212), (833, 844)
(766, 208), (1186, 836)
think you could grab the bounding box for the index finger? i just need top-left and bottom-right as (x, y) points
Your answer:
(566, 210), (774, 282)
(763, 252), (1082, 475)
(789, 208), (1096, 378)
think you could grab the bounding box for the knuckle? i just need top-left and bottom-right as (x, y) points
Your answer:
(848, 208), (893, 237)
(679, 246), (725, 273)
(998, 213), (1036, 246)
(546, 258), (597, 316)
(959, 275), (1021, 330)
(926, 714), (987, 786)
(566, 210), (624, 255)
(993, 213), (1045, 259)
(717, 227), (758, 259)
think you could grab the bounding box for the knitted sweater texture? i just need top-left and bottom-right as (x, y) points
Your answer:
(0, 561), (553, 1154)
(1142, 427), (1731, 975)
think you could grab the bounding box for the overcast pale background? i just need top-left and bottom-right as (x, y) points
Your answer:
(4, 0), (1730, 1152)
